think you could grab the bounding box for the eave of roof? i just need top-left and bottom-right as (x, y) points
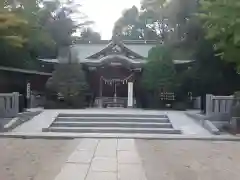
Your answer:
(72, 39), (159, 45)
(38, 58), (194, 65)
(82, 57), (194, 65)
(0, 66), (52, 76)
(38, 58), (59, 63)
(83, 55), (144, 64)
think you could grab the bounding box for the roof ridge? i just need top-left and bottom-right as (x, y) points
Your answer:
(73, 39), (158, 45)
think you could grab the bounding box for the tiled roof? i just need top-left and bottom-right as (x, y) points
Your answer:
(0, 66), (52, 75)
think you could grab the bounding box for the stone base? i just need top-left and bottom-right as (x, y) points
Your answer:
(230, 117), (240, 134)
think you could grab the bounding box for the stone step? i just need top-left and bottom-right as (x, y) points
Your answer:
(46, 127), (181, 134)
(56, 117), (170, 123)
(58, 113), (167, 118)
(51, 121), (173, 128)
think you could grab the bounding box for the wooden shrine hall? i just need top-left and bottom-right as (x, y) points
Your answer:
(58, 39), (192, 108)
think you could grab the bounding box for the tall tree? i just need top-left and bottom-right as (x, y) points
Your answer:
(199, 0), (240, 71)
(141, 46), (176, 107)
(113, 6), (160, 40)
(141, 0), (199, 44)
(46, 63), (89, 107)
(79, 28), (101, 42)
(0, 0), (56, 65)
(0, 0), (92, 67)
(0, 10), (27, 48)
(0, 1), (32, 67)
(142, 46), (176, 92)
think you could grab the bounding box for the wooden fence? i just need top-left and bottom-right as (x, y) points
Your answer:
(0, 92), (19, 117)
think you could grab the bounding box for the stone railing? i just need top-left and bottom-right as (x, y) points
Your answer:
(0, 92), (19, 117)
(206, 94), (234, 116)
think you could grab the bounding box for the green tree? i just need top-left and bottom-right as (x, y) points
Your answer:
(0, 1), (29, 48)
(142, 46), (176, 92)
(0, 0), (55, 67)
(0, 12), (27, 48)
(199, 0), (240, 71)
(79, 28), (101, 42)
(46, 63), (89, 107)
(113, 6), (160, 40)
(0, 0), (92, 68)
(141, 46), (176, 107)
(140, 0), (240, 99)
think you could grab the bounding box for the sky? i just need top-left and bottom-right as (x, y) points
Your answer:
(80, 0), (141, 40)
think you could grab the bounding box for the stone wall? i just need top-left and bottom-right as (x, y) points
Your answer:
(0, 92), (19, 118)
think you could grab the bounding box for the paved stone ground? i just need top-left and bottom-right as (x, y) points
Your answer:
(1, 138), (240, 180)
(0, 138), (80, 180)
(55, 138), (146, 180)
(135, 140), (240, 180)
(167, 111), (210, 135)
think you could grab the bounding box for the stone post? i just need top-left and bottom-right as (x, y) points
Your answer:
(206, 94), (213, 116)
(26, 82), (31, 109)
(12, 92), (19, 117)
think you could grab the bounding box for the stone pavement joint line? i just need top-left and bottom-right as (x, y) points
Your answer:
(54, 138), (147, 180)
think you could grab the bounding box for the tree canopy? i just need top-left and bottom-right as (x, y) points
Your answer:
(0, 0), (94, 68)
(0, 11), (27, 48)
(79, 28), (101, 42)
(46, 63), (89, 107)
(142, 46), (176, 92)
(112, 6), (161, 40)
(127, 0), (240, 100)
(199, 0), (240, 71)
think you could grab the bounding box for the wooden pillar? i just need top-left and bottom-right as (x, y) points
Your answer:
(127, 82), (133, 108)
(99, 77), (103, 108)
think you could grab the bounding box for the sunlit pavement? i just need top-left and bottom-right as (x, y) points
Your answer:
(54, 138), (240, 180)
(54, 139), (146, 180)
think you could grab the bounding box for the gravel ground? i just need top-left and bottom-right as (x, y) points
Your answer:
(136, 140), (240, 180)
(0, 138), (80, 180)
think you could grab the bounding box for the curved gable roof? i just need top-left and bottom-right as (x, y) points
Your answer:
(69, 40), (156, 63)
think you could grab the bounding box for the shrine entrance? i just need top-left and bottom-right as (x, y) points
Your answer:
(99, 66), (136, 108)
(86, 60), (141, 108)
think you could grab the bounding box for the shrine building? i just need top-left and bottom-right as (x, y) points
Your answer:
(58, 39), (192, 108)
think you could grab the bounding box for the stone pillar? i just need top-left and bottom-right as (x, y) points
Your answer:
(26, 82), (31, 109)
(11, 92), (19, 117)
(98, 98), (103, 108)
(206, 94), (213, 116)
(127, 82), (133, 108)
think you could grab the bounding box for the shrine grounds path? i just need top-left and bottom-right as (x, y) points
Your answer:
(136, 140), (240, 180)
(0, 138), (80, 180)
(1, 138), (240, 180)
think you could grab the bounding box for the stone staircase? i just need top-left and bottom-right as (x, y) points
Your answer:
(45, 113), (181, 134)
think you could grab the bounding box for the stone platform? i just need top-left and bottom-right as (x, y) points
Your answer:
(8, 109), (211, 137)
